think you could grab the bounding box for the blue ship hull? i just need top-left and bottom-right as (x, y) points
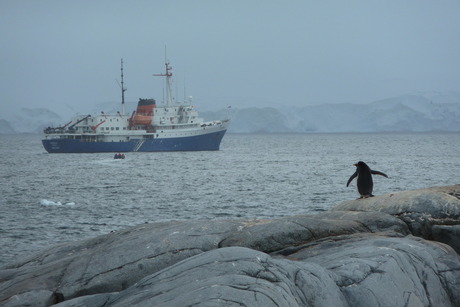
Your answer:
(42, 130), (227, 153)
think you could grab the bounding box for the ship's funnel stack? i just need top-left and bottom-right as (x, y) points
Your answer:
(132, 98), (156, 126)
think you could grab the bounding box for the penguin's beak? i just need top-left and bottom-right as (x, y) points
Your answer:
(353, 163), (357, 166)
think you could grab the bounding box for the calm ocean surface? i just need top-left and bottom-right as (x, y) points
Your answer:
(1, 132), (459, 266)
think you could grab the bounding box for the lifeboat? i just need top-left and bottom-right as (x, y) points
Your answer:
(131, 98), (156, 126)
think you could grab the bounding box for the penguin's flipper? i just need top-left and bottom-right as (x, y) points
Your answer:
(346, 171), (358, 187)
(371, 170), (388, 178)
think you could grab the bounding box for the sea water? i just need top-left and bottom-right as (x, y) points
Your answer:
(1, 132), (459, 266)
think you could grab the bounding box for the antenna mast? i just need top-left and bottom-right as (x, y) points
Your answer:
(153, 52), (174, 107)
(120, 58), (127, 115)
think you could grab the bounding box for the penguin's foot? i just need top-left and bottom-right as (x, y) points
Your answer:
(358, 194), (373, 199)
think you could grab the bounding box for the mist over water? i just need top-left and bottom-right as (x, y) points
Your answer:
(1, 133), (459, 265)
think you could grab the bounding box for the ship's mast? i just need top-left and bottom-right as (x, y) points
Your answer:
(120, 59), (127, 115)
(153, 59), (174, 107)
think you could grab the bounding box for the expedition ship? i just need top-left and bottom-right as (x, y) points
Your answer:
(42, 59), (230, 153)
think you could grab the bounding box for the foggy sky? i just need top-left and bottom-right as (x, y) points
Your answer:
(1, 0), (460, 117)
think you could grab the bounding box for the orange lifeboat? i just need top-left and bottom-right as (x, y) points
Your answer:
(132, 98), (156, 126)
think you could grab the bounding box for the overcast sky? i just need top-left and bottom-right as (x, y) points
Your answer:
(1, 0), (460, 117)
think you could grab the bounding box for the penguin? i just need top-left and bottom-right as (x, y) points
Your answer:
(346, 161), (388, 199)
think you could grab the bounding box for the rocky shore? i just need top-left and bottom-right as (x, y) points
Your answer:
(1, 185), (460, 306)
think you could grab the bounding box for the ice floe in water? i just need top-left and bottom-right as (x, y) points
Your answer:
(40, 199), (75, 206)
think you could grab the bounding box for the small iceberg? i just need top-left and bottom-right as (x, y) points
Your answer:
(40, 199), (75, 206)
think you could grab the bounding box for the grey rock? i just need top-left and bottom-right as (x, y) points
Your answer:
(2, 213), (404, 306)
(53, 293), (112, 307)
(0, 219), (241, 303)
(57, 238), (460, 307)
(218, 212), (408, 251)
(333, 185), (460, 218)
(2, 290), (63, 307)
(277, 233), (460, 307)
(314, 211), (410, 234)
(432, 225), (460, 254)
(332, 185), (460, 252)
(1, 185), (460, 306)
(102, 247), (346, 307)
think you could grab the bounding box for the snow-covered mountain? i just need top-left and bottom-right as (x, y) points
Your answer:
(1, 94), (459, 134)
(0, 108), (62, 134)
(283, 95), (460, 133)
(0, 119), (15, 134)
(204, 94), (460, 133)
